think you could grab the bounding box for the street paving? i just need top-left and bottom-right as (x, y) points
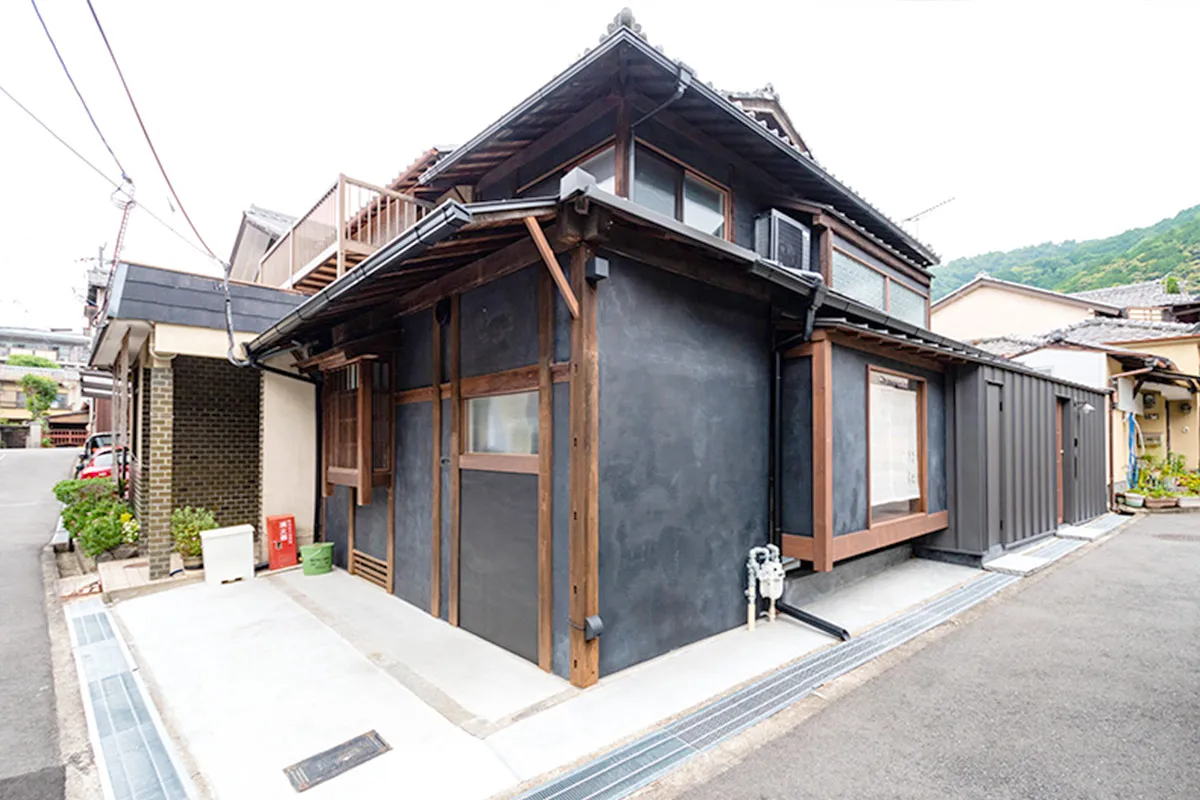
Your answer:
(672, 514), (1200, 800)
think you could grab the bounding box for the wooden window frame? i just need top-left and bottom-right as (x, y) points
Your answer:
(865, 364), (928, 528)
(460, 388), (541, 475)
(517, 138), (618, 196)
(633, 139), (733, 241)
(832, 245), (930, 322)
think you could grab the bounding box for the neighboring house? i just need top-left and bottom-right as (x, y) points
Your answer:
(228, 205), (296, 283)
(88, 262), (311, 579)
(0, 326), (91, 367)
(1070, 278), (1200, 323)
(931, 274), (1122, 340)
(233, 12), (1108, 690)
(975, 317), (1200, 487)
(0, 363), (81, 422)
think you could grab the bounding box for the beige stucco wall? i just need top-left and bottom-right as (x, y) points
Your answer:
(1110, 339), (1200, 479)
(261, 369), (317, 555)
(152, 323), (257, 360)
(932, 285), (1096, 341)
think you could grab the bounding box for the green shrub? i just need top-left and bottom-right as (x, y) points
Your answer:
(171, 507), (217, 558)
(53, 477), (116, 507)
(77, 511), (128, 557)
(6, 354), (57, 368)
(52, 477), (133, 557)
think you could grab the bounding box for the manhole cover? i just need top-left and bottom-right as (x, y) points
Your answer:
(1152, 533), (1200, 543)
(283, 730), (390, 792)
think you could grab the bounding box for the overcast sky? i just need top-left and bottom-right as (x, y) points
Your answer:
(2, 1), (1198, 330)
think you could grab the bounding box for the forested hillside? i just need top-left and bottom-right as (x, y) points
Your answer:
(932, 204), (1200, 299)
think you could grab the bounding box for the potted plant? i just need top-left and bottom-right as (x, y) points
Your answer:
(1123, 491), (1145, 508)
(172, 506), (217, 569)
(1144, 486), (1178, 510)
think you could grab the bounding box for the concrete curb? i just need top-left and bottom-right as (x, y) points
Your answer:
(41, 545), (103, 800)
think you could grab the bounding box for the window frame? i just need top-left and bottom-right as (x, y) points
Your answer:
(460, 387), (540, 474)
(832, 245), (930, 326)
(866, 364), (928, 527)
(633, 140), (733, 240)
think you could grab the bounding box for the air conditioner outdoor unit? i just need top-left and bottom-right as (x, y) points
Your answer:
(755, 209), (812, 275)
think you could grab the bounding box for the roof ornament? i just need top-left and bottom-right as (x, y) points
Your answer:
(606, 8), (647, 41)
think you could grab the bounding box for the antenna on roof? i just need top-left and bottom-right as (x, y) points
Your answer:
(902, 197), (955, 238)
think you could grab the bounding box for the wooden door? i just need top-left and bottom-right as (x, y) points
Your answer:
(1056, 398), (1067, 525)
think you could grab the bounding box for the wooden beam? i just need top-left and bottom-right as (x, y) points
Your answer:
(825, 330), (945, 373)
(614, 99), (632, 198)
(537, 269), (554, 672)
(396, 362), (571, 405)
(525, 217), (579, 319)
(780, 533), (814, 562)
(448, 294), (462, 627)
(602, 230), (771, 302)
(357, 363), (373, 506)
(812, 338), (834, 572)
(569, 245), (600, 687)
(390, 236), (552, 318)
(831, 511), (949, 562)
(430, 312), (443, 618)
(478, 95), (621, 192)
(459, 453), (539, 474)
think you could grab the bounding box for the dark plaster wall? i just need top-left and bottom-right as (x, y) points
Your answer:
(596, 256), (770, 676)
(460, 265), (539, 379)
(393, 401), (433, 611)
(831, 345), (947, 536)
(324, 486), (350, 570)
(353, 486), (389, 562)
(780, 355), (813, 535)
(459, 470), (539, 663)
(395, 309), (433, 391)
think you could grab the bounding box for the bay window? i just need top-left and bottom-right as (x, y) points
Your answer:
(868, 368), (926, 524)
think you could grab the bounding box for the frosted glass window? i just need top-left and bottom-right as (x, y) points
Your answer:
(633, 148), (678, 218)
(683, 174), (725, 237)
(578, 147), (616, 194)
(467, 391), (538, 454)
(869, 372), (923, 522)
(889, 281), (928, 327)
(832, 250), (886, 310)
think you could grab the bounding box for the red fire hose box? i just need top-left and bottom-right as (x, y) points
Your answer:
(266, 514), (298, 571)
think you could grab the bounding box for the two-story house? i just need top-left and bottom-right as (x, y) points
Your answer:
(237, 12), (1107, 688)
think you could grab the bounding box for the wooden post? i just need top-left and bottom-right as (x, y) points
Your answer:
(525, 217), (579, 319)
(357, 362), (372, 506)
(614, 100), (632, 198)
(812, 336), (834, 572)
(568, 246), (600, 687)
(387, 484), (396, 593)
(537, 270), (554, 672)
(336, 174), (346, 278)
(430, 312), (443, 617)
(448, 295), (462, 626)
(347, 487), (356, 575)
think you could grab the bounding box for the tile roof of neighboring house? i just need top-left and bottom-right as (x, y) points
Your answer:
(932, 273), (1122, 313)
(971, 335), (1046, 358)
(243, 205), (295, 238)
(1069, 277), (1194, 309)
(1052, 317), (1200, 345)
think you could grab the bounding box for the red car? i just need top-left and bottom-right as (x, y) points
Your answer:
(79, 447), (128, 481)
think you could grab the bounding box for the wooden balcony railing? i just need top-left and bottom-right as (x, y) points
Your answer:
(259, 174), (426, 293)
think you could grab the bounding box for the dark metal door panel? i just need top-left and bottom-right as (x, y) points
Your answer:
(459, 470), (539, 663)
(986, 383), (1003, 549)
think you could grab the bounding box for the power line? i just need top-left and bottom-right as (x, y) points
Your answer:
(0, 80), (220, 264)
(29, 0), (129, 180)
(85, 0), (220, 263)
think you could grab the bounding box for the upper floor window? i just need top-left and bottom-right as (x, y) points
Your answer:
(832, 245), (929, 327)
(633, 145), (727, 238)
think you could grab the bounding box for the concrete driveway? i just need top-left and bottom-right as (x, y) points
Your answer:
(0, 448), (77, 800)
(661, 514), (1200, 800)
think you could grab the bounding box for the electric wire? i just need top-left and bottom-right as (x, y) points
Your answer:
(84, 0), (220, 263)
(0, 81), (215, 264)
(29, 0), (129, 180)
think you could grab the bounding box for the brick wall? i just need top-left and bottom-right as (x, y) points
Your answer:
(145, 366), (173, 579)
(171, 356), (262, 541)
(132, 366), (151, 520)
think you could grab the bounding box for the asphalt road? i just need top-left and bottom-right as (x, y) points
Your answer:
(674, 514), (1200, 800)
(0, 449), (77, 800)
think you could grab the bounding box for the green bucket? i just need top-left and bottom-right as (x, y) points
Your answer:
(300, 542), (334, 576)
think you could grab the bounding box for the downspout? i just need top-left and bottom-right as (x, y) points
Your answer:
(626, 65), (693, 182)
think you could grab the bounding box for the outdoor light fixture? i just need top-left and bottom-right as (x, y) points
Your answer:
(1075, 401), (1095, 414)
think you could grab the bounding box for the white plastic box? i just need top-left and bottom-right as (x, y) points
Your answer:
(199, 524), (255, 586)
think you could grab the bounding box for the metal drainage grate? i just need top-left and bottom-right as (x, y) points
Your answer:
(283, 730), (391, 792)
(519, 572), (1018, 800)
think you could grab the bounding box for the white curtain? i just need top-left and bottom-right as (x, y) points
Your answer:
(869, 381), (920, 506)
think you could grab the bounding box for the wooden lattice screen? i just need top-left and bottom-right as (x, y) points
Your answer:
(322, 357), (392, 506)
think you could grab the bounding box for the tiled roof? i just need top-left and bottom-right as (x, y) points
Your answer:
(244, 205), (295, 238)
(1053, 317), (1199, 344)
(971, 335), (1045, 358)
(1069, 278), (1193, 309)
